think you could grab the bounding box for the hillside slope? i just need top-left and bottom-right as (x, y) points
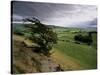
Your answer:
(12, 34), (63, 73)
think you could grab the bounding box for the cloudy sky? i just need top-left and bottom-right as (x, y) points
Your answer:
(12, 1), (97, 27)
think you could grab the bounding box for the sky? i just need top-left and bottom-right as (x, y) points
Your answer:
(12, 1), (97, 27)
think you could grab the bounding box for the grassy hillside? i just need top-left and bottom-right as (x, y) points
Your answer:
(12, 34), (64, 73)
(12, 23), (97, 73)
(53, 27), (97, 70)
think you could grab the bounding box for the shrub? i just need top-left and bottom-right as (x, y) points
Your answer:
(74, 34), (93, 45)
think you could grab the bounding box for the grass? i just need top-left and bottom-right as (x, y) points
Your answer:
(12, 23), (97, 73)
(13, 34), (33, 45)
(53, 27), (97, 69)
(54, 41), (97, 69)
(51, 48), (84, 70)
(92, 33), (97, 49)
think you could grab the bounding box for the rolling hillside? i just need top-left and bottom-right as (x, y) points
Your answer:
(12, 23), (97, 73)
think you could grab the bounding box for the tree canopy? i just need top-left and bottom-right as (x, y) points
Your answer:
(23, 17), (57, 56)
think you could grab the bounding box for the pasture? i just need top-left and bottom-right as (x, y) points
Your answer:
(52, 27), (97, 70)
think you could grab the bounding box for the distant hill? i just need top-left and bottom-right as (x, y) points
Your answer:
(12, 23), (97, 32)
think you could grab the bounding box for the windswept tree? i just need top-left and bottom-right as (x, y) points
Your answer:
(23, 17), (57, 56)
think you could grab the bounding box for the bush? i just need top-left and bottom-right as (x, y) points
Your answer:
(74, 34), (93, 45)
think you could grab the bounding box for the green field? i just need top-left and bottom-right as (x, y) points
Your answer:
(12, 23), (97, 73)
(52, 27), (97, 70)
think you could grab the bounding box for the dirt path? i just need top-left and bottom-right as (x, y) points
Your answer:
(51, 48), (86, 70)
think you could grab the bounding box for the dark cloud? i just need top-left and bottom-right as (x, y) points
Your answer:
(12, 1), (97, 27)
(89, 18), (97, 25)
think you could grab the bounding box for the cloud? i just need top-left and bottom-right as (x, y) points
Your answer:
(89, 18), (97, 25)
(12, 14), (23, 21)
(12, 1), (97, 27)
